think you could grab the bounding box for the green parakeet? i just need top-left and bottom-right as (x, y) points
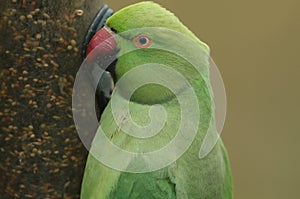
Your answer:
(80, 2), (233, 199)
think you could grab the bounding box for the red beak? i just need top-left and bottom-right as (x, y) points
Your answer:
(86, 26), (117, 58)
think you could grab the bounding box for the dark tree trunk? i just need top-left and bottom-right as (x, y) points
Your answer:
(0, 0), (103, 198)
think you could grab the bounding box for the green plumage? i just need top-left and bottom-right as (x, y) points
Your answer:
(81, 2), (233, 199)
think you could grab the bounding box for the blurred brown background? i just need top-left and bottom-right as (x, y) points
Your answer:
(108, 0), (300, 198)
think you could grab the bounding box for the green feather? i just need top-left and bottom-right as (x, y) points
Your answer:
(81, 1), (233, 199)
(106, 2), (209, 53)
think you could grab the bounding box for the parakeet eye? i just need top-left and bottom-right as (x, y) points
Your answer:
(133, 34), (152, 48)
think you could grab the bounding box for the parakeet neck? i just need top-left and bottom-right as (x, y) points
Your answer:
(115, 49), (210, 105)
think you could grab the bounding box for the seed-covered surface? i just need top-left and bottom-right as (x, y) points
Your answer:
(0, 0), (102, 198)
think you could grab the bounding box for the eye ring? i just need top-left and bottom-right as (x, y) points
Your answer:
(133, 34), (152, 48)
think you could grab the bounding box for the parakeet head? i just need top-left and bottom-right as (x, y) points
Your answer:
(86, 1), (210, 104)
